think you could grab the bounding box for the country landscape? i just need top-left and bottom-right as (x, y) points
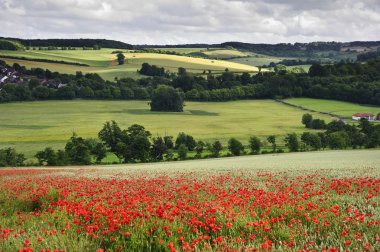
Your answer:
(0, 0), (379, 251)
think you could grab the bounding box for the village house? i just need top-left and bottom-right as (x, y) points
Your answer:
(0, 66), (21, 84)
(352, 113), (376, 121)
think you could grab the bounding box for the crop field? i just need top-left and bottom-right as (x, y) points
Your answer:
(228, 54), (285, 67)
(284, 98), (380, 118)
(0, 150), (379, 251)
(0, 49), (261, 80)
(0, 100), (333, 157)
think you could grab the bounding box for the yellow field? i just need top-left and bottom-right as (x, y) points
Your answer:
(0, 48), (262, 80)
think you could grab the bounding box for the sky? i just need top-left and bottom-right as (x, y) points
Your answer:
(1, 0), (380, 45)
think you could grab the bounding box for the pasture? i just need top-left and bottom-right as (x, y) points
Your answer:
(0, 150), (379, 251)
(0, 100), (333, 157)
(284, 98), (380, 118)
(0, 48), (261, 80)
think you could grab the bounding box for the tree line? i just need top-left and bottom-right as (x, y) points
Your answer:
(1, 59), (380, 105)
(1, 117), (379, 167)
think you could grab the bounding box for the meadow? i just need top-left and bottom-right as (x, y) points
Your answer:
(0, 150), (379, 251)
(0, 100), (333, 157)
(285, 98), (380, 118)
(0, 48), (261, 80)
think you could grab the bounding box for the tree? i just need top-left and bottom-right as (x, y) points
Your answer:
(0, 148), (25, 167)
(150, 85), (184, 112)
(327, 131), (350, 149)
(311, 119), (326, 129)
(284, 133), (299, 152)
(175, 132), (196, 150)
(35, 147), (57, 166)
(91, 143), (107, 163)
(301, 132), (321, 150)
(228, 138), (244, 156)
(317, 132), (328, 149)
(178, 67), (187, 76)
(163, 136), (174, 149)
(117, 53), (125, 65)
(302, 114), (313, 128)
(151, 137), (167, 161)
(211, 140), (223, 157)
(177, 144), (188, 160)
(186, 135), (196, 151)
(65, 133), (92, 165)
(126, 124), (151, 162)
(195, 140), (205, 158)
(98, 121), (123, 152)
(249, 136), (261, 154)
(267, 135), (276, 153)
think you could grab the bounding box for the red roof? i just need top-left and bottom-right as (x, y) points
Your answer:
(353, 113), (374, 117)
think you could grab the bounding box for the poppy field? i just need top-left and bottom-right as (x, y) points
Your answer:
(0, 161), (379, 252)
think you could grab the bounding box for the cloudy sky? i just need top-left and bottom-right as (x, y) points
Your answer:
(1, 0), (379, 45)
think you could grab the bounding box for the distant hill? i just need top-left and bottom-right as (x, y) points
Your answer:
(221, 41), (380, 57)
(0, 37), (134, 50)
(0, 39), (24, 50)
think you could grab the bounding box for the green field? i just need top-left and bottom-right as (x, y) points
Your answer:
(285, 98), (380, 118)
(0, 100), (333, 157)
(0, 48), (261, 80)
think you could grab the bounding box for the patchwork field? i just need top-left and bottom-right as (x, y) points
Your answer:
(0, 150), (379, 251)
(0, 100), (333, 157)
(0, 48), (261, 80)
(285, 98), (380, 118)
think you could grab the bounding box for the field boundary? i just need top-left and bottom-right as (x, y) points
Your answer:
(0, 55), (89, 67)
(276, 99), (346, 120)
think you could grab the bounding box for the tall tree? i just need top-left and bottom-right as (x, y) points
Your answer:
(228, 138), (244, 156)
(284, 133), (299, 152)
(98, 121), (123, 152)
(267, 135), (277, 153)
(249, 136), (262, 154)
(117, 53), (125, 65)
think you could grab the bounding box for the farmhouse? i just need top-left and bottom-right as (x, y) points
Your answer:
(352, 113), (375, 121)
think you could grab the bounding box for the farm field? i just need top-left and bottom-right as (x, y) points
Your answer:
(0, 150), (379, 251)
(285, 98), (380, 118)
(0, 100), (333, 157)
(0, 48), (261, 80)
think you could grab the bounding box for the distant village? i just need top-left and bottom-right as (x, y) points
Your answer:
(0, 65), (67, 89)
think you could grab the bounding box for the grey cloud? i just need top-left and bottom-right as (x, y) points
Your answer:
(0, 0), (379, 44)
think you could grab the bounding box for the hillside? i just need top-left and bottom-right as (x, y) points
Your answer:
(0, 37), (133, 50)
(0, 48), (262, 80)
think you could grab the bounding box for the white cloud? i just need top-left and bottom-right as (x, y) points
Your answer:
(0, 0), (379, 44)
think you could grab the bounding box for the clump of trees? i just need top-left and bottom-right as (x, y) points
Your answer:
(139, 63), (166, 77)
(150, 85), (184, 112)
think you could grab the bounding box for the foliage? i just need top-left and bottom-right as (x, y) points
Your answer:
(65, 133), (92, 165)
(284, 133), (299, 152)
(249, 136), (262, 154)
(177, 144), (187, 160)
(151, 137), (167, 161)
(210, 140), (223, 157)
(0, 148), (25, 167)
(267, 135), (276, 153)
(117, 53), (125, 65)
(228, 138), (244, 156)
(150, 85), (184, 112)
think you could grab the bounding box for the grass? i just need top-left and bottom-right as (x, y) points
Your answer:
(0, 48), (261, 80)
(0, 100), (333, 157)
(284, 98), (380, 118)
